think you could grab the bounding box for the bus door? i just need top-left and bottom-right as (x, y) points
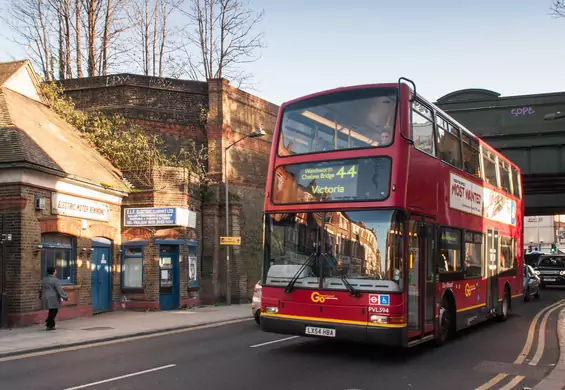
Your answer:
(422, 221), (436, 331)
(486, 229), (499, 312)
(407, 217), (436, 337)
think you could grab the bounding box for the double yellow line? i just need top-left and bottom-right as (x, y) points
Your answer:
(475, 298), (565, 390)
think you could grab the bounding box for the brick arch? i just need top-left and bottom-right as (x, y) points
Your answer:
(154, 228), (182, 240)
(122, 227), (152, 242)
(40, 219), (81, 236)
(90, 224), (117, 241)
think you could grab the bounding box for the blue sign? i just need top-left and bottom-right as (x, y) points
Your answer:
(379, 295), (390, 306)
(124, 208), (177, 227)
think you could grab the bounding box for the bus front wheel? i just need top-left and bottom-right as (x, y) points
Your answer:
(497, 289), (510, 322)
(434, 298), (452, 346)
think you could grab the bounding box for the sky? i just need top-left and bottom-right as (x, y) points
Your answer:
(0, 0), (564, 105)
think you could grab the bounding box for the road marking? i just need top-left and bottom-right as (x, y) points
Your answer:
(499, 375), (525, 390)
(474, 374), (508, 390)
(63, 364), (176, 390)
(530, 303), (564, 366)
(0, 318), (252, 363)
(250, 336), (299, 348)
(475, 298), (565, 390)
(515, 298), (565, 364)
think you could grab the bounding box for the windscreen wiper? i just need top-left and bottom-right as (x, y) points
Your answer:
(321, 253), (360, 297)
(285, 253), (317, 293)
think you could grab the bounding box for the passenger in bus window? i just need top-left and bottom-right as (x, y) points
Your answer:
(311, 136), (330, 152)
(463, 157), (472, 174)
(380, 130), (391, 145)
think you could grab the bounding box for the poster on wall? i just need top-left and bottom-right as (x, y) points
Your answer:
(188, 251), (198, 289)
(449, 173), (483, 216)
(483, 187), (516, 226)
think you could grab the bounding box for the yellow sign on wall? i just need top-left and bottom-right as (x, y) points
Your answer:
(220, 236), (241, 246)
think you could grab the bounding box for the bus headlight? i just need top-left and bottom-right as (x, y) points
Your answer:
(370, 315), (387, 324)
(265, 306), (279, 314)
(560, 271), (565, 276)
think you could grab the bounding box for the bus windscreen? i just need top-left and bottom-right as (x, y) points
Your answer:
(272, 157), (391, 204)
(277, 87), (398, 156)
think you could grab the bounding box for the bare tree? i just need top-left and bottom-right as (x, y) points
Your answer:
(75, 0), (83, 76)
(551, 0), (565, 17)
(99, 0), (128, 75)
(2, 0), (55, 81)
(178, 0), (265, 87)
(129, 0), (183, 77)
(48, 0), (73, 79)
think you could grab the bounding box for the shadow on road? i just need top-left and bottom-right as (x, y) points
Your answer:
(262, 290), (565, 364)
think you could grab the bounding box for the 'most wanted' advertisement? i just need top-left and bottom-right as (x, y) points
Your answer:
(449, 172), (483, 216)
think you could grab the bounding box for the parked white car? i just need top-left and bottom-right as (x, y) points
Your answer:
(252, 281), (261, 324)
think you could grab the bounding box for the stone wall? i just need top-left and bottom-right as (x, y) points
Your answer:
(0, 180), (124, 326)
(121, 167), (201, 309)
(0, 187), (26, 314)
(59, 75), (280, 302)
(59, 74), (209, 154)
(221, 82), (278, 298)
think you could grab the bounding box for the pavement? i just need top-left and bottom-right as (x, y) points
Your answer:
(532, 306), (565, 390)
(0, 304), (252, 357)
(0, 291), (564, 389)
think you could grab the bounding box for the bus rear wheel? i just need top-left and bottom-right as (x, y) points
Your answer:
(434, 298), (452, 346)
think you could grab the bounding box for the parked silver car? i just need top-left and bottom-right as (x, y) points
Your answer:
(251, 281), (261, 324)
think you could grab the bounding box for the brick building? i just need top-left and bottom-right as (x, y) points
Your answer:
(59, 74), (279, 303)
(0, 60), (127, 326)
(0, 61), (199, 326)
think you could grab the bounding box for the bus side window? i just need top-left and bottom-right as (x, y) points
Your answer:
(482, 149), (499, 187)
(462, 134), (481, 179)
(439, 227), (462, 273)
(411, 102), (436, 156)
(499, 160), (512, 195)
(437, 117), (462, 169)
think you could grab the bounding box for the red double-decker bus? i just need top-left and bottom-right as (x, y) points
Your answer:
(259, 79), (524, 347)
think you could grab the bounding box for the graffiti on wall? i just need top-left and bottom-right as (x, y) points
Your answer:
(510, 106), (535, 117)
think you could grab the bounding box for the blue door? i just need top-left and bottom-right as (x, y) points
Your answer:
(92, 238), (112, 313)
(159, 245), (180, 310)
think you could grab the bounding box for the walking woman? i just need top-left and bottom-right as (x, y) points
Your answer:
(39, 267), (68, 330)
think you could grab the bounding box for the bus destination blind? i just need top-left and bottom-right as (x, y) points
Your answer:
(273, 157), (391, 204)
(297, 163), (359, 199)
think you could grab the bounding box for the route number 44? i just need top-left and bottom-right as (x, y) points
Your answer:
(336, 166), (357, 179)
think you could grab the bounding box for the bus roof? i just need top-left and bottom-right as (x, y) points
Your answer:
(416, 92), (521, 174)
(279, 82), (521, 174)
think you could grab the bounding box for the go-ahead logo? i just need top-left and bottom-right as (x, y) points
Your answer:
(464, 283), (476, 297)
(311, 291), (338, 303)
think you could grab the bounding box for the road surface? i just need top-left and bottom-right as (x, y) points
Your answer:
(0, 289), (563, 390)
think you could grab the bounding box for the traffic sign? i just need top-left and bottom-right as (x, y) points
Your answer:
(220, 236), (241, 246)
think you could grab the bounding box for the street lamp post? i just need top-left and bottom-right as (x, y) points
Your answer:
(224, 127), (266, 305)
